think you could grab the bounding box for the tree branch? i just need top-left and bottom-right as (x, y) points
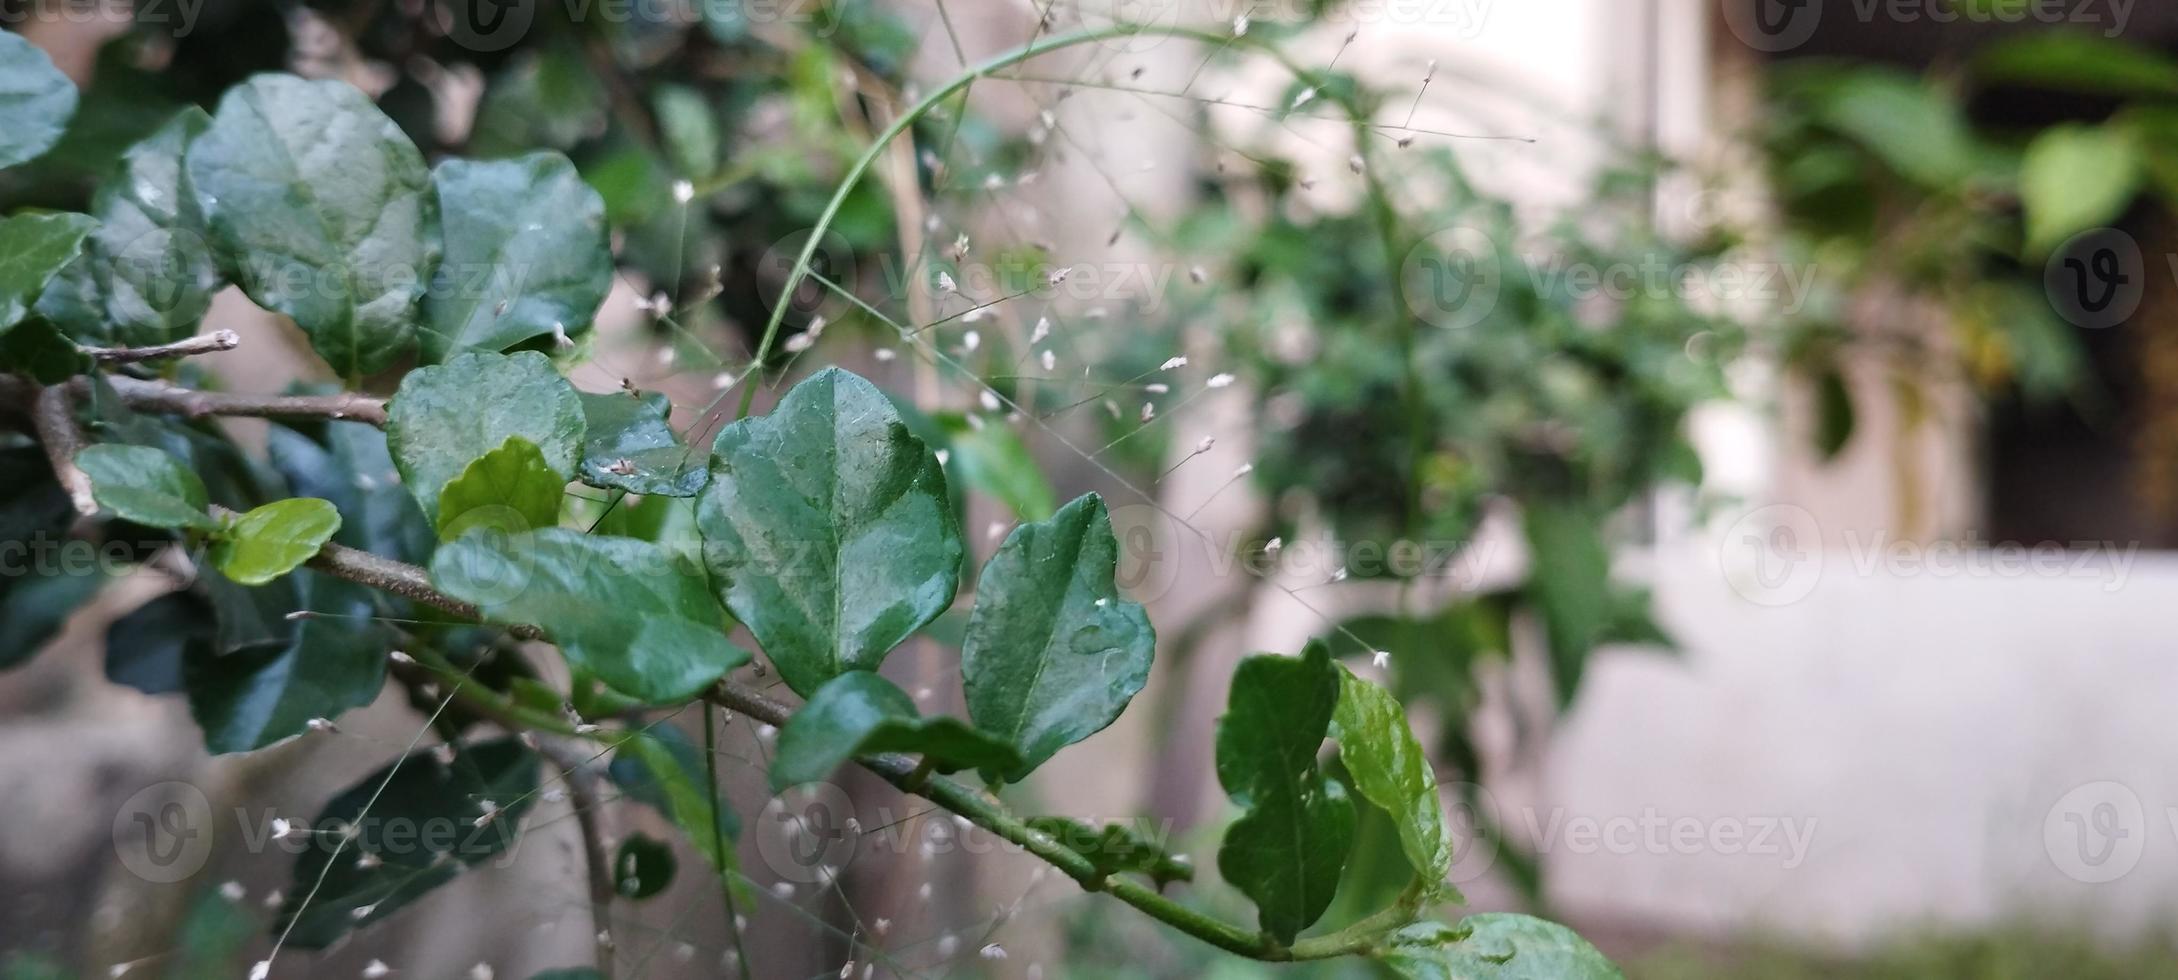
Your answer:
(30, 384), (97, 517)
(83, 329), (241, 364)
(537, 741), (619, 980)
(1, 372), (389, 427)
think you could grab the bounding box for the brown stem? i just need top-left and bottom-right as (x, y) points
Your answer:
(83, 330), (241, 364)
(30, 384), (97, 517)
(1, 373), (389, 427)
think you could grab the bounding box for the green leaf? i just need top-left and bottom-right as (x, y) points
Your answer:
(0, 212), (96, 334)
(436, 436), (565, 540)
(578, 390), (708, 497)
(0, 317), (90, 382)
(184, 573), (389, 753)
(0, 31), (76, 169)
(1024, 816), (1193, 886)
(770, 671), (1021, 792)
(696, 367), (961, 697)
(210, 497), (341, 585)
(267, 420), (433, 565)
(1974, 31), (2178, 96)
(1815, 71), (1977, 187)
(0, 568), (104, 670)
(1812, 366), (1855, 460)
(74, 443), (214, 530)
(419, 153), (612, 362)
(612, 726), (741, 880)
(613, 832), (676, 899)
(652, 84), (719, 178)
(470, 44), (607, 157)
(961, 492), (1152, 781)
(940, 414), (1057, 520)
(276, 738), (539, 948)
(431, 528), (749, 703)
(1332, 666), (1453, 890)
(1376, 915), (1622, 980)
(1523, 501), (1611, 707)
(1215, 644), (1354, 945)
(385, 350), (585, 523)
(45, 108), (221, 347)
(2020, 124), (2141, 256)
(186, 74), (438, 377)
(105, 591), (208, 694)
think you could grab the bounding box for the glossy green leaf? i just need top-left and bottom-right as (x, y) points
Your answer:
(436, 436), (565, 540)
(186, 73), (438, 377)
(613, 832), (676, 899)
(770, 671), (1021, 792)
(105, 590), (209, 694)
(385, 350), (585, 523)
(2021, 124), (2141, 255)
(1332, 666), (1453, 889)
(1025, 816), (1193, 886)
(1376, 915), (1622, 980)
(44, 108), (221, 347)
(961, 492), (1151, 782)
(1215, 644), (1353, 945)
(184, 573), (389, 754)
(0, 212), (96, 334)
(210, 497), (340, 585)
(612, 726), (741, 880)
(276, 738), (538, 948)
(419, 153), (612, 362)
(0, 31), (76, 169)
(696, 367), (961, 697)
(578, 390), (707, 497)
(431, 528), (748, 703)
(267, 420), (433, 565)
(74, 443), (215, 530)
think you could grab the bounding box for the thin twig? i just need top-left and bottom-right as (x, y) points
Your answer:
(82, 329), (241, 364)
(97, 375), (388, 426)
(30, 384), (97, 517)
(538, 741), (619, 980)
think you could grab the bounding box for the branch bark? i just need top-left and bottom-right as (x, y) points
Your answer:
(537, 741), (619, 980)
(83, 329), (241, 364)
(0, 373), (388, 427)
(30, 384), (97, 517)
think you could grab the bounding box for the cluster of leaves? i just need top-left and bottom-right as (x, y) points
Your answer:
(1757, 30), (2178, 429)
(0, 18), (1627, 979)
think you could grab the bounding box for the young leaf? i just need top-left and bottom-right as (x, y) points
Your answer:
(47, 108), (222, 347)
(1216, 644), (1354, 945)
(1024, 816), (1194, 886)
(1332, 666), (1454, 889)
(0, 31), (76, 170)
(385, 350), (585, 523)
(276, 738), (539, 948)
(184, 573), (389, 753)
(613, 832), (676, 899)
(696, 367), (961, 696)
(430, 528), (749, 704)
(961, 492), (1152, 782)
(940, 413), (1057, 520)
(0, 212), (96, 334)
(611, 726), (741, 880)
(578, 390), (708, 497)
(419, 153), (612, 362)
(770, 671), (1021, 792)
(1375, 915), (1622, 979)
(210, 497), (341, 585)
(436, 436), (565, 540)
(2020, 124), (2142, 255)
(74, 443), (215, 530)
(186, 73), (439, 377)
